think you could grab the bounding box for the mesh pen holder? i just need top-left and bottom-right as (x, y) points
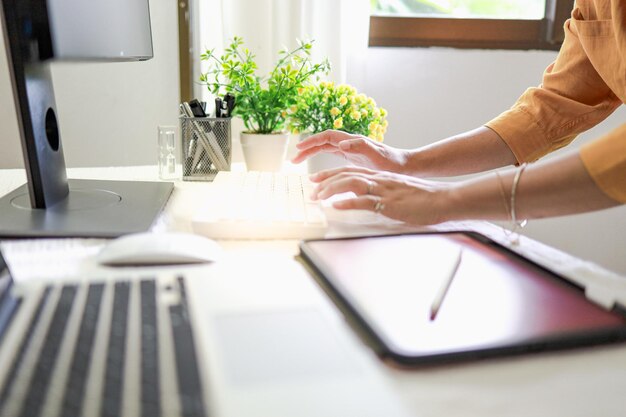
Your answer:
(180, 116), (231, 181)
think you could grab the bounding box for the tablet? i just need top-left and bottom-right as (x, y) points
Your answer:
(298, 232), (626, 366)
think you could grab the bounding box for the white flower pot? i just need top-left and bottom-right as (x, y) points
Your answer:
(240, 131), (290, 172)
(300, 132), (348, 174)
(307, 152), (348, 174)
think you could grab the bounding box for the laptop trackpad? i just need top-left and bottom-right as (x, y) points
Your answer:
(214, 309), (362, 386)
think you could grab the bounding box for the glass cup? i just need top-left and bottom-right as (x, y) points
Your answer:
(157, 125), (177, 180)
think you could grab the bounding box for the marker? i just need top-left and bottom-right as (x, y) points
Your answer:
(429, 248), (463, 321)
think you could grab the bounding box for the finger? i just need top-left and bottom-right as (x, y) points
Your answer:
(310, 166), (377, 182)
(314, 176), (373, 200)
(291, 143), (340, 164)
(295, 130), (339, 151)
(338, 137), (376, 154)
(332, 195), (381, 212)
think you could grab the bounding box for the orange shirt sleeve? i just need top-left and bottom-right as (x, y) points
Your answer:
(580, 124), (626, 203)
(485, 2), (621, 164)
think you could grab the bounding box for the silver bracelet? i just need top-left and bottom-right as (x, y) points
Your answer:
(510, 163), (528, 230)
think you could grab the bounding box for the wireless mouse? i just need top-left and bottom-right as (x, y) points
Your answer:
(97, 232), (222, 266)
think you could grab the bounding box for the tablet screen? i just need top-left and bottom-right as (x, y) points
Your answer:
(301, 233), (626, 361)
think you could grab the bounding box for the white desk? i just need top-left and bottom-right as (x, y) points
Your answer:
(1, 166), (626, 417)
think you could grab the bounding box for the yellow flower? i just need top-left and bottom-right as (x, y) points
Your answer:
(368, 121), (379, 133)
(333, 117), (343, 129)
(372, 108), (381, 118)
(297, 87), (305, 95)
(380, 108), (388, 117)
(382, 119), (389, 128)
(346, 85), (356, 95)
(361, 109), (368, 117)
(367, 97), (376, 107)
(330, 107), (340, 117)
(339, 95), (348, 106)
(281, 110), (287, 118)
(289, 105), (297, 113)
(350, 110), (361, 121)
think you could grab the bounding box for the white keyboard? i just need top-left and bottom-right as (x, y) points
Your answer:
(192, 171), (328, 239)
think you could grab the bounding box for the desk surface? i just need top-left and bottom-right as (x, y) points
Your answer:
(1, 166), (626, 417)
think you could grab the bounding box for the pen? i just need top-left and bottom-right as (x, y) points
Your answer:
(224, 93), (236, 116)
(429, 248), (463, 321)
(215, 97), (225, 117)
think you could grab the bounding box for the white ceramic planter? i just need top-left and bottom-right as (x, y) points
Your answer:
(300, 132), (348, 174)
(240, 131), (290, 172)
(306, 152), (348, 174)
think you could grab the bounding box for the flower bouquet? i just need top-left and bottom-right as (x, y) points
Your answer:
(289, 82), (388, 142)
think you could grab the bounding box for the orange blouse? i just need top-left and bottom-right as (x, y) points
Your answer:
(485, 0), (626, 203)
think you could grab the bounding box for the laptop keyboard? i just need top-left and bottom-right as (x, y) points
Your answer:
(0, 277), (206, 417)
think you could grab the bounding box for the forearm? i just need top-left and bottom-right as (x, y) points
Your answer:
(404, 126), (518, 177)
(442, 151), (621, 223)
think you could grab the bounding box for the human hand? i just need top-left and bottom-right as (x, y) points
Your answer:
(310, 166), (452, 226)
(292, 130), (409, 174)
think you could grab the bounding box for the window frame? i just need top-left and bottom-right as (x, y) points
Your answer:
(369, 0), (574, 50)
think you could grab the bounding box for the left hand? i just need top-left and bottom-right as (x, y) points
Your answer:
(310, 167), (453, 226)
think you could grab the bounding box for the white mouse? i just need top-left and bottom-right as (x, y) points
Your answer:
(97, 232), (221, 266)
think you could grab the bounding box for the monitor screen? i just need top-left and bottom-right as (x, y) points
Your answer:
(47, 0), (153, 61)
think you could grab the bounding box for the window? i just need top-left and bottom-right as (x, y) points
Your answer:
(369, 0), (575, 50)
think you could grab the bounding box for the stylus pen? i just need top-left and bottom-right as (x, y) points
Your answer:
(429, 248), (463, 321)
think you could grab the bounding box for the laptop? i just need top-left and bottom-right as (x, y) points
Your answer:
(0, 247), (411, 417)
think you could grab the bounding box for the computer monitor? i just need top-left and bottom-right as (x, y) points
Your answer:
(0, 0), (173, 238)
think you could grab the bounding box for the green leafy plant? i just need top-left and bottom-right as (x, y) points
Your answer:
(200, 37), (330, 134)
(289, 82), (388, 142)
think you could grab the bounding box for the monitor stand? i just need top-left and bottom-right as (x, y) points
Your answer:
(0, 179), (173, 238)
(1, 1), (174, 238)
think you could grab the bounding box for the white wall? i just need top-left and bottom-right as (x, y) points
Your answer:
(364, 47), (626, 275)
(0, 0), (180, 168)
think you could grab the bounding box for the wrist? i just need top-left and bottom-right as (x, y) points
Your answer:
(433, 183), (464, 224)
(403, 148), (431, 177)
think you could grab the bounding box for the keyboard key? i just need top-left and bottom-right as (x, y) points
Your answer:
(170, 277), (206, 417)
(20, 285), (77, 417)
(0, 294), (21, 346)
(61, 283), (104, 417)
(100, 281), (130, 417)
(140, 279), (160, 417)
(0, 287), (51, 411)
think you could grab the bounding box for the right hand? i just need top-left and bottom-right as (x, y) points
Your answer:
(291, 130), (409, 174)
(308, 166), (452, 226)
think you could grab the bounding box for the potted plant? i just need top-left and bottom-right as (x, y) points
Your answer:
(200, 37), (329, 171)
(289, 82), (388, 172)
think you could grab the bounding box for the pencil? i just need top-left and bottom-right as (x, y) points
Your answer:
(429, 248), (463, 321)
